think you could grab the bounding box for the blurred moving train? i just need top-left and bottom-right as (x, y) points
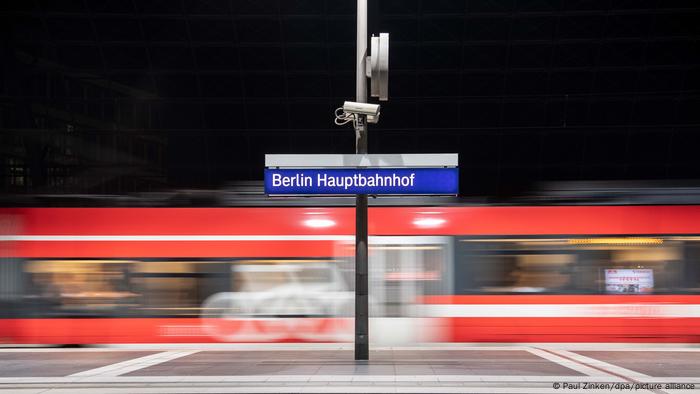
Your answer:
(1, 205), (699, 344)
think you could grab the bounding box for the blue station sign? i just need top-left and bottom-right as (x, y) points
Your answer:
(265, 154), (459, 196)
(265, 167), (458, 195)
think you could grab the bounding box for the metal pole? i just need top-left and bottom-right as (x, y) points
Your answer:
(354, 0), (369, 361)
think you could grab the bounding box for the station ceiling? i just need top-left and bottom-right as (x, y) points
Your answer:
(3, 0), (700, 198)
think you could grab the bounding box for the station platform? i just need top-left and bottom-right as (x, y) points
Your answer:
(0, 344), (698, 393)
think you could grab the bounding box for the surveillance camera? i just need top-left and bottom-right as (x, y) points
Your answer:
(343, 101), (380, 117)
(334, 101), (381, 126)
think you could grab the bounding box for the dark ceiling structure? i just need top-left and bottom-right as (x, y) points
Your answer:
(2, 0), (699, 201)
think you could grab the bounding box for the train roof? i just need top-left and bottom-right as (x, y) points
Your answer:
(3, 180), (700, 207)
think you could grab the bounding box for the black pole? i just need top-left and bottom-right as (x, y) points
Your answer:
(355, 116), (369, 360)
(354, 0), (369, 361)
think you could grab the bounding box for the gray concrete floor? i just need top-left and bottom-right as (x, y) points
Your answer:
(0, 345), (698, 393)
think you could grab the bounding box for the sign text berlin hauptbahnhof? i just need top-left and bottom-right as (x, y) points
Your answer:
(264, 154), (458, 196)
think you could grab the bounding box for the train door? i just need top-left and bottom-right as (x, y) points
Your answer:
(368, 236), (453, 344)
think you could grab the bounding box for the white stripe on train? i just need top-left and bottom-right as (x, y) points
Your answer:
(0, 235), (355, 241)
(417, 304), (700, 318)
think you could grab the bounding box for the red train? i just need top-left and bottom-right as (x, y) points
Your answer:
(0, 206), (699, 344)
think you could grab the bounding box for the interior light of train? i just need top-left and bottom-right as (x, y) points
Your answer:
(303, 218), (336, 228)
(369, 246), (441, 250)
(32, 260), (137, 264)
(234, 259), (336, 264)
(460, 239), (571, 247)
(568, 237), (664, 245)
(667, 236), (700, 241)
(413, 218), (446, 228)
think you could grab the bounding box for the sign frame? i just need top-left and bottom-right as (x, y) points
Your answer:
(265, 153), (458, 169)
(264, 154), (459, 196)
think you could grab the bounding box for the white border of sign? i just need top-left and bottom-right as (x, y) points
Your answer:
(265, 154), (458, 168)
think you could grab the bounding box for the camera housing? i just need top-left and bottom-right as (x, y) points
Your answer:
(342, 101), (380, 124)
(335, 101), (381, 125)
(343, 101), (380, 117)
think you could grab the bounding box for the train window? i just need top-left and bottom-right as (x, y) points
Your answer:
(0, 259), (23, 303)
(681, 240), (700, 292)
(134, 262), (199, 315)
(23, 259), (347, 318)
(232, 260), (341, 292)
(297, 267), (333, 284)
(133, 261), (230, 317)
(25, 260), (138, 315)
(236, 269), (288, 292)
(599, 245), (682, 293)
(456, 237), (687, 294)
(508, 253), (574, 292)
